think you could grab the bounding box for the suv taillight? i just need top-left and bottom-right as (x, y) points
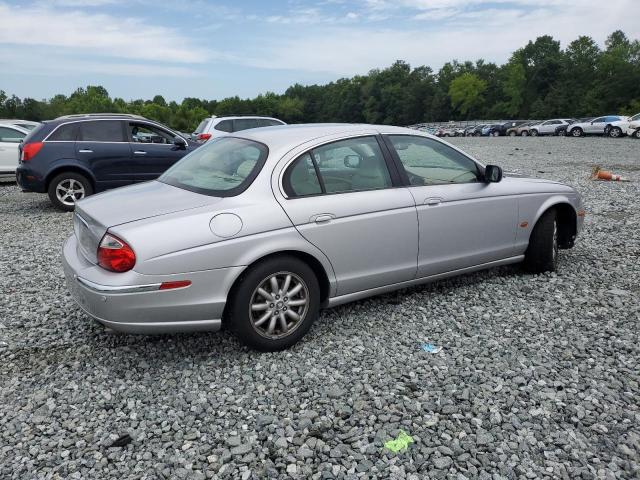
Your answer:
(97, 233), (136, 272)
(197, 133), (212, 142)
(21, 142), (44, 161)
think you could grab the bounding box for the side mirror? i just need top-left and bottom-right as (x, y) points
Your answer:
(173, 135), (187, 148)
(484, 165), (503, 183)
(343, 154), (361, 168)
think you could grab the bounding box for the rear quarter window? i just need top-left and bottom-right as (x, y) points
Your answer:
(47, 123), (78, 141)
(214, 120), (233, 132)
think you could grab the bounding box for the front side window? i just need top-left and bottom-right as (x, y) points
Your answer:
(592, 117), (605, 123)
(129, 122), (174, 144)
(631, 113), (640, 122)
(80, 121), (125, 142)
(284, 136), (392, 197)
(160, 137), (267, 197)
(388, 135), (480, 186)
(0, 127), (25, 143)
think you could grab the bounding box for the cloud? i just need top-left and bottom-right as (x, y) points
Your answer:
(0, 2), (207, 64)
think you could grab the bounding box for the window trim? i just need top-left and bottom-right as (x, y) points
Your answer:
(43, 119), (188, 144)
(381, 134), (485, 187)
(281, 134), (402, 199)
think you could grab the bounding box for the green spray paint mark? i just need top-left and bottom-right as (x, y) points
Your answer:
(384, 430), (414, 453)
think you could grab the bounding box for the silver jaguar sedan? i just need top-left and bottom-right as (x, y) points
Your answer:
(62, 124), (585, 351)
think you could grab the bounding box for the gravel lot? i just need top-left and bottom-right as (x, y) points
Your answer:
(1, 137), (638, 479)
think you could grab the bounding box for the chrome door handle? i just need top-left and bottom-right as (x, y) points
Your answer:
(134, 151), (147, 155)
(313, 214), (334, 224)
(424, 197), (442, 206)
(78, 149), (93, 153)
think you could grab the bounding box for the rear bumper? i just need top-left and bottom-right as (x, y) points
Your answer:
(62, 235), (243, 334)
(16, 166), (46, 192)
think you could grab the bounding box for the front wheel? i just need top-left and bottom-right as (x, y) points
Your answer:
(557, 129), (566, 137)
(524, 210), (558, 273)
(47, 172), (93, 211)
(570, 127), (583, 137)
(530, 129), (539, 137)
(633, 129), (640, 139)
(509, 131), (517, 137)
(227, 256), (320, 351)
(521, 131), (529, 136)
(608, 126), (623, 138)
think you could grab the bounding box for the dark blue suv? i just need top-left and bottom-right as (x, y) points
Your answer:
(16, 114), (199, 211)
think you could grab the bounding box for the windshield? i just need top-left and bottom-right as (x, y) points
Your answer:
(631, 113), (640, 121)
(159, 137), (268, 197)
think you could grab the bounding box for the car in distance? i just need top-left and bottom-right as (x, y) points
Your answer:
(566, 115), (626, 137)
(606, 112), (640, 138)
(626, 113), (640, 139)
(62, 124), (584, 351)
(0, 124), (28, 179)
(498, 120), (527, 136)
(0, 119), (41, 131)
(192, 115), (286, 143)
(16, 113), (198, 211)
(528, 119), (573, 136)
(507, 121), (539, 136)
(482, 124), (504, 137)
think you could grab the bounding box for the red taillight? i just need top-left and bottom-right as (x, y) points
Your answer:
(197, 133), (212, 142)
(21, 142), (43, 161)
(97, 233), (136, 273)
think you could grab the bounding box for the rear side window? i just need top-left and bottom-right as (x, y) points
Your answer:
(214, 120), (233, 132)
(194, 119), (210, 134)
(0, 127), (26, 143)
(48, 123), (78, 141)
(234, 119), (260, 131)
(80, 121), (126, 142)
(283, 153), (322, 197)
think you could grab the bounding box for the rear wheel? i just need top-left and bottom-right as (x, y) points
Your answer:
(227, 256), (320, 351)
(570, 127), (583, 137)
(524, 209), (558, 273)
(509, 131), (517, 137)
(608, 126), (623, 138)
(530, 129), (539, 137)
(47, 172), (93, 212)
(557, 129), (566, 136)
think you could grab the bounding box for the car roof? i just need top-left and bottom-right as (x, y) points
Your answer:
(232, 123), (417, 151)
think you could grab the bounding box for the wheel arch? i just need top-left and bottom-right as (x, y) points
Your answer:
(45, 164), (96, 192)
(531, 200), (577, 249)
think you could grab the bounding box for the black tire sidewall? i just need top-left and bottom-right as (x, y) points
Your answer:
(47, 172), (93, 212)
(228, 256), (320, 351)
(524, 209), (558, 273)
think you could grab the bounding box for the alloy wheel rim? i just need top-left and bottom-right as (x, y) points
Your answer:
(610, 128), (620, 137)
(56, 179), (85, 206)
(572, 129), (581, 137)
(249, 271), (309, 340)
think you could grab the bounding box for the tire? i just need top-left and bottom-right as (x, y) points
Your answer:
(524, 209), (558, 273)
(491, 131), (499, 137)
(604, 125), (611, 136)
(633, 129), (640, 139)
(557, 129), (566, 137)
(570, 127), (583, 137)
(530, 129), (539, 137)
(226, 256), (320, 351)
(521, 131), (528, 136)
(608, 126), (623, 138)
(509, 131), (517, 137)
(47, 172), (93, 212)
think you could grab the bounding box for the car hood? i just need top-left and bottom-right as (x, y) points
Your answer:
(76, 181), (221, 229)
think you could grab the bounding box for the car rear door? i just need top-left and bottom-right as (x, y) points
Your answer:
(126, 121), (188, 182)
(76, 120), (132, 189)
(383, 134), (518, 278)
(0, 126), (26, 173)
(277, 134), (418, 296)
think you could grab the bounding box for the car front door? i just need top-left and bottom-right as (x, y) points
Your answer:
(278, 135), (418, 296)
(127, 122), (188, 182)
(384, 134), (518, 278)
(77, 120), (132, 190)
(587, 117), (606, 134)
(0, 126), (26, 173)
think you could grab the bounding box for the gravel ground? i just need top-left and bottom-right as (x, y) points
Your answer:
(1, 137), (638, 479)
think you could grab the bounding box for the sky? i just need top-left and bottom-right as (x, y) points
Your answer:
(0, 0), (638, 102)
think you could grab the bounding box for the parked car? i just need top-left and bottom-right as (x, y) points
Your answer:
(605, 112), (639, 138)
(62, 124), (584, 351)
(192, 115), (286, 143)
(0, 124), (28, 179)
(0, 119), (41, 131)
(498, 120), (528, 136)
(471, 124), (487, 136)
(528, 119), (573, 136)
(566, 115), (626, 137)
(625, 113), (640, 139)
(438, 126), (458, 137)
(16, 113), (198, 211)
(463, 125), (478, 136)
(482, 124), (504, 137)
(507, 121), (539, 136)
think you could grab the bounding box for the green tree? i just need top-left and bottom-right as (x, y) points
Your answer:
(448, 73), (487, 117)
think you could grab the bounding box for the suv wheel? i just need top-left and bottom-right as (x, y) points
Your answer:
(570, 127), (583, 137)
(227, 256), (320, 351)
(557, 129), (566, 136)
(521, 130), (528, 136)
(48, 172), (93, 212)
(608, 126), (623, 138)
(530, 129), (539, 137)
(509, 131), (517, 137)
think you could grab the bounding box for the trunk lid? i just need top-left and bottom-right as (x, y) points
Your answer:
(74, 181), (221, 263)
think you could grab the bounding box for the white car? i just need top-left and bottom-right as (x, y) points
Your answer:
(0, 124), (28, 178)
(566, 115), (627, 137)
(607, 112), (640, 138)
(528, 119), (573, 136)
(192, 115), (286, 143)
(626, 114), (640, 139)
(0, 119), (41, 131)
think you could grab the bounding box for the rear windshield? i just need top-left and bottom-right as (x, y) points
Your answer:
(23, 123), (46, 143)
(194, 119), (210, 134)
(159, 137), (268, 197)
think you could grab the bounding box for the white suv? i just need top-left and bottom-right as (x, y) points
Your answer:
(528, 119), (573, 136)
(192, 116), (286, 143)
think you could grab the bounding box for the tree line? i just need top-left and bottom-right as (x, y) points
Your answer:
(1, 31), (638, 132)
